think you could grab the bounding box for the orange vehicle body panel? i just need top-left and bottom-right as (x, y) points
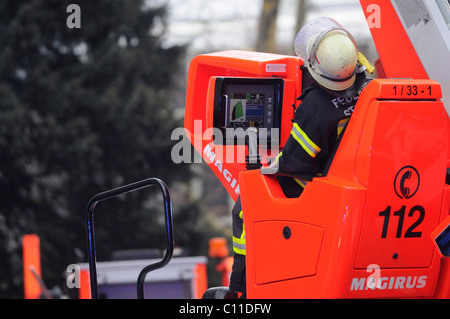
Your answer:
(240, 79), (449, 298)
(184, 1), (450, 299)
(184, 51), (303, 201)
(79, 269), (92, 299)
(22, 234), (42, 299)
(193, 263), (208, 299)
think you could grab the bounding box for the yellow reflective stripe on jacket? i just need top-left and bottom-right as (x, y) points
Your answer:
(294, 178), (308, 188)
(274, 151), (283, 164)
(337, 118), (349, 138)
(291, 123), (321, 158)
(233, 210), (246, 255)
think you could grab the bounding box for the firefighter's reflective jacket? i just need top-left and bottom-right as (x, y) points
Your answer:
(232, 74), (372, 255)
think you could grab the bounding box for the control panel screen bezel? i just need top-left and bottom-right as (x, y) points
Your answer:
(212, 77), (284, 145)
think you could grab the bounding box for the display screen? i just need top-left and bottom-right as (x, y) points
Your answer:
(229, 93), (264, 123)
(213, 77), (283, 145)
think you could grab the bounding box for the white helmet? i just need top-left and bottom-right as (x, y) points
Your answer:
(294, 17), (358, 91)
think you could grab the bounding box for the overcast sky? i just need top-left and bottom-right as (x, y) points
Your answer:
(159, 0), (373, 57)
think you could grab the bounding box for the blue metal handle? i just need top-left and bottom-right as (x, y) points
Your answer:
(86, 178), (174, 299)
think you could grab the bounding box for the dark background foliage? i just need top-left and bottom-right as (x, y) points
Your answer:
(0, 0), (225, 298)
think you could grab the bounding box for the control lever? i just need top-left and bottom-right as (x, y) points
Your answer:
(246, 127), (262, 170)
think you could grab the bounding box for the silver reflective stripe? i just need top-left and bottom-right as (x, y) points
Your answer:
(337, 118), (350, 137)
(232, 241), (246, 255)
(291, 123), (321, 158)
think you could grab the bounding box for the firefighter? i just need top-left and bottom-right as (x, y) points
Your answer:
(228, 17), (373, 298)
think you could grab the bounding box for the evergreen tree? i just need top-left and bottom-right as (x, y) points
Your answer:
(0, 0), (222, 298)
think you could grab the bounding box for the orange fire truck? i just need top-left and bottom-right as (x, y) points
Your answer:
(184, 0), (450, 298)
(23, 0), (450, 299)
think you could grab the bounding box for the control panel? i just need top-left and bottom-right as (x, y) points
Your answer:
(213, 77), (283, 145)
